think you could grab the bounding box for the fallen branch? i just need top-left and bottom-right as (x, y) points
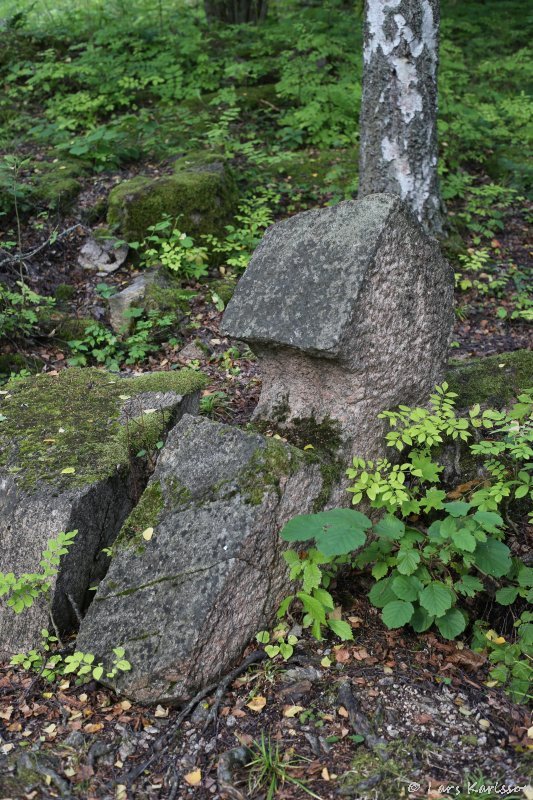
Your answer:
(0, 224), (88, 269)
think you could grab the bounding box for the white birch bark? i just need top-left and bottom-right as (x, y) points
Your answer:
(358, 0), (442, 235)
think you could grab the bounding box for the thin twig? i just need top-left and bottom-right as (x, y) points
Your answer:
(0, 224), (88, 269)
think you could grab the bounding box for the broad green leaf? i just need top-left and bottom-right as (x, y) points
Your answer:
(473, 510), (503, 533)
(455, 575), (483, 597)
(518, 566), (533, 588)
(419, 582), (454, 618)
(297, 592), (326, 624)
(451, 529), (476, 552)
(371, 561), (389, 580)
(420, 488), (446, 512)
(411, 606), (434, 632)
(277, 595), (294, 618)
(92, 665), (104, 681)
(494, 586), (519, 606)
(409, 453), (442, 482)
(281, 510), (370, 556)
(392, 574), (422, 602)
(396, 548), (421, 575)
(435, 608), (466, 639)
(303, 562), (322, 592)
(313, 587), (335, 610)
(382, 600), (414, 629)
(328, 619), (354, 641)
(443, 501), (471, 517)
(368, 577), (397, 609)
(374, 515), (405, 540)
(474, 538), (511, 578)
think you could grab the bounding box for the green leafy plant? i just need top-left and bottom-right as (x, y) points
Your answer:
(0, 281), (55, 341)
(276, 385), (532, 645)
(134, 216), (209, 280)
(0, 530), (78, 613)
(472, 614), (532, 704)
(67, 309), (177, 370)
(11, 630), (132, 686)
(256, 624), (299, 661)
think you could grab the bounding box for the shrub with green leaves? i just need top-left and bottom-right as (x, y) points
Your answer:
(0, 530), (78, 613)
(0, 281), (55, 341)
(11, 629), (132, 686)
(67, 309), (177, 370)
(275, 384), (532, 651)
(472, 614), (532, 704)
(134, 215), (209, 280)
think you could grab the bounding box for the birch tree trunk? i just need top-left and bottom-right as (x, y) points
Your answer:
(358, 0), (442, 235)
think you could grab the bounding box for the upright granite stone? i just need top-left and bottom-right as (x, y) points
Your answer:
(222, 193), (454, 460)
(0, 368), (206, 661)
(76, 414), (323, 704)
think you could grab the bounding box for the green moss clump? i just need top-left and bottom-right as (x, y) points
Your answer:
(106, 157), (238, 242)
(210, 275), (237, 305)
(0, 367), (207, 491)
(114, 480), (164, 552)
(54, 283), (76, 304)
(239, 438), (307, 506)
(32, 159), (85, 211)
(446, 350), (533, 409)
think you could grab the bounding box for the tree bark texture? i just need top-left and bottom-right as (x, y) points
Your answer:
(204, 0), (268, 24)
(358, 0), (442, 234)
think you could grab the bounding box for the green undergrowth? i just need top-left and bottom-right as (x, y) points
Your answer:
(0, 367), (206, 490)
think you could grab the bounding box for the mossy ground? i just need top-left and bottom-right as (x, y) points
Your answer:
(446, 349), (533, 409)
(0, 367), (206, 491)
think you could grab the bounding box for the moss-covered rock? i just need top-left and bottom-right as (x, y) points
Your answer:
(75, 414), (325, 704)
(0, 366), (207, 491)
(106, 154), (238, 242)
(446, 350), (533, 409)
(0, 366), (207, 660)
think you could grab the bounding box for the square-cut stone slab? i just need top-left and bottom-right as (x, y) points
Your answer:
(222, 193), (454, 460)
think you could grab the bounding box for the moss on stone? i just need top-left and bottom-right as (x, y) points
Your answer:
(114, 480), (164, 552)
(106, 156), (238, 242)
(0, 367), (207, 491)
(446, 350), (533, 409)
(239, 437), (307, 506)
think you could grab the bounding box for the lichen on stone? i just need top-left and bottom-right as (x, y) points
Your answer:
(0, 367), (207, 491)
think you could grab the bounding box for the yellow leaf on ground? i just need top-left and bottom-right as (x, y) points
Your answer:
(184, 769), (202, 786)
(246, 695), (267, 712)
(283, 705), (304, 718)
(116, 784), (127, 800)
(338, 706), (349, 718)
(142, 527), (154, 541)
(322, 767), (330, 781)
(154, 704), (168, 718)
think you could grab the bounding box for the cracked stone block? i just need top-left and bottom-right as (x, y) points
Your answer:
(222, 193), (454, 460)
(0, 368), (206, 661)
(75, 414), (324, 704)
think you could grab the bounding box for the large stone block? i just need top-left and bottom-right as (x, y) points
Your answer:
(0, 368), (206, 660)
(222, 193), (454, 459)
(75, 415), (323, 704)
(106, 155), (238, 242)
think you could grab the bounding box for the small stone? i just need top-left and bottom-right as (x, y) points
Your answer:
(178, 342), (205, 362)
(64, 731), (85, 748)
(78, 236), (128, 274)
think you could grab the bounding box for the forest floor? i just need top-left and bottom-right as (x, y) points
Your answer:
(0, 1), (532, 796)
(0, 177), (531, 800)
